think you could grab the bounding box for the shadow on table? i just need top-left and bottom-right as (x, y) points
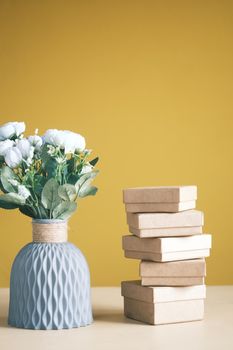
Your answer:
(0, 305), (141, 327)
(93, 311), (124, 323)
(93, 308), (141, 325)
(0, 313), (139, 328)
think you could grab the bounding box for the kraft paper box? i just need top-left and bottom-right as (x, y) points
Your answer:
(121, 281), (206, 303)
(140, 259), (206, 277)
(141, 276), (204, 286)
(123, 186), (197, 203)
(123, 297), (204, 325)
(122, 234), (211, 262)
(129, 226), (203, 238)
(122, 281), (205, 325)
(125, 200), (196, 213)
(127, 210), (204, 229)
(140, 259), (206, 286)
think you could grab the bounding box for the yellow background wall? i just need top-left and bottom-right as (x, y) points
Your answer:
(0, 0), (233, 286)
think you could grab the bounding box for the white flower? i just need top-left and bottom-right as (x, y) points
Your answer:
(62, 131), (78, 154)
(18, 185), (31, 199)
(0, 122), (25, 141)
(16, 139), (32, 159)
(0, 140), (15, 156)
(16, 139), (35, 165)
(73, 133), (86, 152)
(0, 123), (15, 141)
(43, 129), (58, 145)
(43, 129), (86, 154)
(26, 146), (35, 166)
(14, 122), (25, 136)
(28, 135), (42, 151)
(4, 147), (22, 168)
(80, 164), (93, 174)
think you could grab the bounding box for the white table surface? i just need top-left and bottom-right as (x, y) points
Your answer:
(0, 286), (232, 350)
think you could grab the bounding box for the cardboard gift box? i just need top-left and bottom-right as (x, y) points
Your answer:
(127, 210), (204, 230)
(140, 258), (206, 286)
(122, 234), (211, 262)
(123, 186), (197, 204)
(122, 281), (205, 325)
(125, 201), (196, 213)
(129, 225), (203, 238)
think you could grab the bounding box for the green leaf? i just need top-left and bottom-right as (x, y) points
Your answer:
(19, 206), (36, 218)
(67, 157), (76, 173)
(0, 199), (19, 209)
(37, 205), (49, 219)
(0, 180), (6, 193)
(58, 184), (77, 201)
(75, 170), (99, 194)
(46, 158), (57, 179)
(41, 144), (51, 163)
(76, 163), (84, 173)
(0, 166), (19, 193)
(79, 186), (98, 198)
(53, 201), (77, 220)
(41, 178), (61, 210)
(89, 157), (99, 167)
(67, 173), (80, 185)
(34, 175), (47, 196)
(0, 193), (25, 209)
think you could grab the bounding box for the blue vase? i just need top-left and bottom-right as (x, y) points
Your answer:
(8, 220), (93, 330)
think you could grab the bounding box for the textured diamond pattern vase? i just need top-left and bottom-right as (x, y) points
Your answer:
(8, 220), (93, 330)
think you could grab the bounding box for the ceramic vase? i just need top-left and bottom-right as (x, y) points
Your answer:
(8, 219), (93, 330)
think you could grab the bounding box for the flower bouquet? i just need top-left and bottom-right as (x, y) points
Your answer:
(0, 122), (99, 219)
(0, 121), (98, 330)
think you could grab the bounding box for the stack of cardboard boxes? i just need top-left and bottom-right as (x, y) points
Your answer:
(121, 186), (212, 325)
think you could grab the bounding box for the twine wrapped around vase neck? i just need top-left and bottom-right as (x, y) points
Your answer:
(32, 220), (68, 243)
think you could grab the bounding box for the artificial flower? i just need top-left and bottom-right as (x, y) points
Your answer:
(43, 129), (86, 154)
(28, 135), (43, 151)
(16, 139), (32, 159)
(0, 122), (25, 141)
(4, 147), (22, 168)
(0, 140), (15, 156)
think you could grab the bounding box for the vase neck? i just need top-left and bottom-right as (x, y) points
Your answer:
(32, 220), (68, 243)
